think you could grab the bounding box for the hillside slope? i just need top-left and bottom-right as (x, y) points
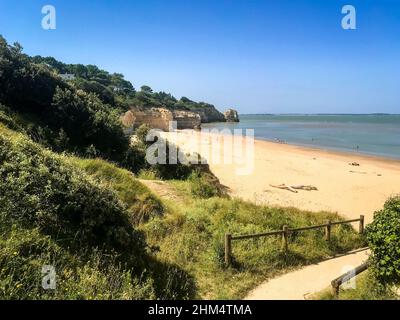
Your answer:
(31, 54), (226, 121)
(0, 124), (194, 299)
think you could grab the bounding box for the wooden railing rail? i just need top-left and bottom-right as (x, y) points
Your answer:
(331, 262), (369, 298)
(224, 215), (365, 267)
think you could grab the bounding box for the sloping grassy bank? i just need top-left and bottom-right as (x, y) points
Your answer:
(71, 158), (164, 225)
(0, 125), (195, 299)
(141, 179), (365, 299)
(0, 122), (365, 299)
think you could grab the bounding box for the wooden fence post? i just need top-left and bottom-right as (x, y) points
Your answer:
(225, 234), (232, 267)
(282, 225), (288, 252)
(325, 220), (331, 242)
(359, 215), (365, 234)
(331, 280), (340, 299)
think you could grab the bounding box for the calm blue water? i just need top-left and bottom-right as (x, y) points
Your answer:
(202, 114), (400, 159)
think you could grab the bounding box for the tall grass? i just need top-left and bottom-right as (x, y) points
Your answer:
(72, 157), (164, 224)
(0, 121), (366, 300)
(312, 271), (399, 300)
(0, 124), (195, 300)
(142, 179), (366, 299)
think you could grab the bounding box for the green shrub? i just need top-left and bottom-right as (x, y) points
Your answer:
(135, 124), (152, 144)
(189, 170), (219, 199)
(0, 104), (22, 131)
(0, 126), (196, 299)
(50, 87), (129, 159)
(122, 125), (193, 179)
(74, 158), (164, 224)
(151, 142), (194, 180)
(0, 226), (156, 300)
(122, 144), (148, 174)
(366, 196), (400, 284)
(0, 129), (146, 268)
(0, 37), (67, 114)
(0, 37), (129, 160)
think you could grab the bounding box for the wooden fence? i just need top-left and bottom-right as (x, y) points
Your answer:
(224, 215), (365, 267)
(331, 261), (369, 298)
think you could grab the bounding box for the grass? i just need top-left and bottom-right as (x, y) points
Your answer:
(0, 225), (157, 300)
(311, 271), (399, 300)
(0, 120), (367, 300)
(0, 124), (195, 300)
(71, 157), (164, 225)
(141, 179), (366, 299)
(0, 124), (150, 299)
(137, 169), (160, 180)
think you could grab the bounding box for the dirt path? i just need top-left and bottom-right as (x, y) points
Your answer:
(138, 179), (185, 203)
(245, 248), (370, 300)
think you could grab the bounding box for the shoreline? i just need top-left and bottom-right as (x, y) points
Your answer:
(253, 137), (400, 169)
(200, 125), (400, 165)
(162, 129), (400, 223)
(261, 140), (400, 163)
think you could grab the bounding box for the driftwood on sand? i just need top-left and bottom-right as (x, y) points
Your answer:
(291, 185), (318, 191)
(269, 184), (318, 193)
(270, 184), (298, 193)
(350, 170), (367, 174)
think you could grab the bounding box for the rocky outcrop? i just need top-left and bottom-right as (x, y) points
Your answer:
(121, 108), (172, 133)
(120, 105), (237, 133)
(188, 105), (226, 123)
(121, 107), (201, 132)
(173, 110), (201, 129)
(224, 109), (240, 122)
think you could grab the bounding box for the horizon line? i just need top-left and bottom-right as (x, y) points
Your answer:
(238, 113), (400, 116)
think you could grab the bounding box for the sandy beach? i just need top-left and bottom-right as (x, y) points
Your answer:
(161, 130), (400, 224)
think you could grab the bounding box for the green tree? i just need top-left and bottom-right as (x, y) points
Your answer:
(140, 85), (153, 93)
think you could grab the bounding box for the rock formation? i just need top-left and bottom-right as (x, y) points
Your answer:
(121, 107), (201, 133)
(121, 108), (172, 133)
(191, 106), (226, 123)
(172, 110), (202, 129)
(121, 105), (238, 133)
(224, 109), (240, 122)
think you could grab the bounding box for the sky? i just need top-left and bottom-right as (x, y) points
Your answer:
(0, 0), (399, 114)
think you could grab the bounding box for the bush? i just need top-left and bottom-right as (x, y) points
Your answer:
(124, 125), (195, 179)
(122, 144), (148, 174)
(0, 129), (147, 269)
(366, 196), (400, 284)
(0, 226), (156, 300)
(0, 37), (67, 114)
(74, 157), (164, 224)
(0, 127), (196, 299)
(189, 170), (219, 199)
(50, 87), (129, 159)
(0, 104), (22, 131)
(0, 37), (129, 161)
(135, 124), (152, 144)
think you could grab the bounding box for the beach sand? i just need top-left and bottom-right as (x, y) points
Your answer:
(160, 130), (400, 224)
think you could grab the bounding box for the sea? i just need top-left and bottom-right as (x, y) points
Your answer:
(202, 114), (400, 160)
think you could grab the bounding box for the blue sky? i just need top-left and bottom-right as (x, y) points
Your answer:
(0, 0), (399, 114)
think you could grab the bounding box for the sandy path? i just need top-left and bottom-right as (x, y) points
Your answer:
(245, 248), (370, 300)
(161, 130), (400, 224)
(138, 179), (184, 203)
